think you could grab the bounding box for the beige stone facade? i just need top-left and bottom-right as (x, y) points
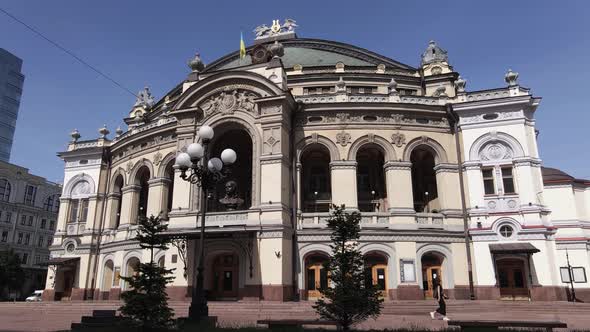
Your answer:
(44, 25), (590, 302)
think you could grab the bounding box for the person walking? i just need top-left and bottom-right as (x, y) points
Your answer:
(430, 275), (449, 321)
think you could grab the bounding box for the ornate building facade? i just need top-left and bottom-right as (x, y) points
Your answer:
(43, 21), (590, 302)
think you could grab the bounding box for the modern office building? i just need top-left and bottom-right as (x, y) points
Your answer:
(0, 48), (24, 162)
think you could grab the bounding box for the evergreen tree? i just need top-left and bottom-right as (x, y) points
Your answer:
(119, 215), (175, 330)
(313, 205), (383, 331)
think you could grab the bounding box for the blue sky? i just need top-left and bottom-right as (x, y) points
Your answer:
(1, 1), (589, 182)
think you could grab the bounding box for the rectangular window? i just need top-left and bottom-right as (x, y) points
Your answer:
(17, 232), (23, 244)
(49, 220), (55, 230)
(1, 231), (7, 242)
(47, 237), (53, 247)
(38, 236), (44, 247)
(27, 215), (33, 226)
(20, 215), (26, 225)
(24, 185), (37, 205)
(35, 255), (40, 264)
(22, 253), (28, 264)
(80, 199), (89, 222)
(5, 211), (11, 223)
(24, 233), (30, 245)
(501, 167), (516, 194)
(482, 168), (495, 195)
(70, 200), (80, 222)
(41, 219), (46, 229)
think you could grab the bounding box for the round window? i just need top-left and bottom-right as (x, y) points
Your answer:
(66, 243), (76, 253)
(499, 225), (514, 238)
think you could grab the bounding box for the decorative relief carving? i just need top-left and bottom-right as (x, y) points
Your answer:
(153, 151), (162, 166)
(199, 89), (258, 117)
(335, 131), (351, 147)
(263, 127), (281, 154)
(126, 161), (134, 174)
(479, 142), (513, 161)
(294, 111), (449, 128)
(391, 132), (406, 147)
(71, 181), (91, 196)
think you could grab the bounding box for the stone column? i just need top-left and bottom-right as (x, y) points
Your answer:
(105, 193), (121, 229)
(119, 185), (140, 226)
(147, 177), (171, 218)
(434, 163), (462, 213)
(296, 162), (302, 213)
(330, 161), (357, 209)
(384, 161), (414, 216)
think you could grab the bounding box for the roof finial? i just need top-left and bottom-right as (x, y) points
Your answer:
(505, 68), (519, 86)
(70, 129), (80, 143)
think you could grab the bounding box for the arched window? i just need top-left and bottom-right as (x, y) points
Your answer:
(478, 141), (517, 196)
(0, 179), (11, 202)
(136, 167), (150, 219)
(69, 180), (92, 223)
(165, 161), (175, 214)
(113, 175), (124, 228)
(208, 128), (253, 212)
(356, 145), (387, 212)
(301, 145), (332, 212)
(411, 147), (439, 212)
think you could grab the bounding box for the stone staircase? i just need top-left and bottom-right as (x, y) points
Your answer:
(1, 300), (589, 331)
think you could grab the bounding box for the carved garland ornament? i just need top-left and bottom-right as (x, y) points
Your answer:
(200, 89), (258, 117)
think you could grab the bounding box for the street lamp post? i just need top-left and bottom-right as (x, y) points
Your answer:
(174, 125), (237, 321)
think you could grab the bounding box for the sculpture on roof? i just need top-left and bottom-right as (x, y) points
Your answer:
(134, 86), (155, 108)
(421, 40), (449, 66)
(254, 19), (298, 39)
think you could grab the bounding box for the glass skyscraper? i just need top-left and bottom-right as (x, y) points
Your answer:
(0, 48), (24, 162)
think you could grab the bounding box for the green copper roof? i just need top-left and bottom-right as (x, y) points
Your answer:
(205, 38), (416, 72)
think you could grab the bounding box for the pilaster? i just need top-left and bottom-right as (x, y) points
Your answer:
(330, 161), (357, 209)
(384, 161), (414, 214)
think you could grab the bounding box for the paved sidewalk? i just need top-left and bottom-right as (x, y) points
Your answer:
(0, 300), (588, 331)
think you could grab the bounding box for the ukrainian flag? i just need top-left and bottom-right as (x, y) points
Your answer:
(240, 32), (246, 59)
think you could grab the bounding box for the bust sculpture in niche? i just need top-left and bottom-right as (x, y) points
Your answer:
(219, 180), (244, 210)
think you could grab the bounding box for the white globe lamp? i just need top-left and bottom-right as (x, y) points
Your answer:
(221, 149), (237, 165)
(208, 157), (223, 172)
(198, 125), (214, 141)
(187, 143), (204, 160)
(175, 152), (191, 170)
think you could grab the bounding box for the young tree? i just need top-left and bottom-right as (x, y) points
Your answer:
(313, 205), (383, 331)
(0, 250), (25, 300)
(119, 215), (175, 330)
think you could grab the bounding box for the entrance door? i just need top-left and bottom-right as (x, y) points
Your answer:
(62, 270), (74, 300)
(211, 254), (239, 300)
(423, 266), (442, 299)
(497, 259), (528, 300)
(306, 263), (328, 299)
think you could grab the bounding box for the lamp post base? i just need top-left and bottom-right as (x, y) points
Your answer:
(188, 301), (209, 321)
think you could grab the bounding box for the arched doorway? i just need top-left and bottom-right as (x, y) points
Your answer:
(356, 145), (387, 212)
(300, 145), (332, 212)
(497, 258), (528, 300)
(304, 253), (329, 299)
(364, 252), (388, 297)
(421, 252), (444, 299)
(208, 128), (253, 212)
(208, 253), (239, 300)
(101, 260), (114, 292)
(124, 257), (140, 290)
(411, 147), (439, 212)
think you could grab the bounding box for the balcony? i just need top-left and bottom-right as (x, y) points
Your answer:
(415, 213), (444, 229)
